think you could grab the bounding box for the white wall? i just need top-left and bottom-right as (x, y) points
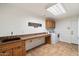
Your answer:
(0, 4), (47, 37)
(78, 17), (79, 44)
(55, 16), (78, 44)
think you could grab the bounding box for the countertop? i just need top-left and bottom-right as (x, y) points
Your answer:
(0, 33), (50, 46)
(20, 33), (50, 40)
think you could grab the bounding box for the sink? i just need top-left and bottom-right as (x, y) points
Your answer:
(1, 37), (20, 43)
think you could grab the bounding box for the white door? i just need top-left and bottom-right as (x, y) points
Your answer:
(55, 17), (78, 44)
(71, 17), (78, 44)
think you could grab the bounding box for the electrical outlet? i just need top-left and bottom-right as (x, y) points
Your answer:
(11, 32), (13, 35)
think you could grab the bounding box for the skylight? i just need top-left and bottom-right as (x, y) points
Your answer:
(47, 3), (66, 16)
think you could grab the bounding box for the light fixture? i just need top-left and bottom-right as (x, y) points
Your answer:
(47, 3), (66, 16)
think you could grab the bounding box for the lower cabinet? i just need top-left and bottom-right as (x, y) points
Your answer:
(0, 35), (50, 56)
(13, 47), (23, 56)
(45, 36), (51, 44)
(25, 37), (45, 50)
(0, 49), (12, 56)
(0, 41), (26, 56)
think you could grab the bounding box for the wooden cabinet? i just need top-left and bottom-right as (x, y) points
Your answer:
(13, 46), (23, 56)
(45, 35), (51, 44)
(12, 41), (26, 56)
(46, 18), (55, 28)
(0, 41), (26, 56)
(0, 49), (12, 56)
(0, 44), (13, 56)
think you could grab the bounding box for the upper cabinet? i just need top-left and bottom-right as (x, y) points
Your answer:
(45, 18), (55, 29)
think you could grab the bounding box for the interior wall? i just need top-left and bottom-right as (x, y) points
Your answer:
(0, 4), (47, 37)
(78, 17), (79, 44)
(55, 16), (78, 44)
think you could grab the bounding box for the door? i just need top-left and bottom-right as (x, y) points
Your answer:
(70, 17), (78, 44)
(58, 17), (78, 44)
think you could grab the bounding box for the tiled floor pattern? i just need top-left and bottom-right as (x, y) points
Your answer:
(26, 41), (78, 56)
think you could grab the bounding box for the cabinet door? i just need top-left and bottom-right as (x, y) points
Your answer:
(45, 36), (51, 44)
(25, 37), (45, 50)
(13, 46), (23, 56)
(50, 20), (53, 28)
(46, 19), (55, 28)
(46, 20), (51, 28)
(0, 49), (12, 56)
(0, 41), (26, 56)
(52, 20), (55, 28)
(25, 39), (33, 50)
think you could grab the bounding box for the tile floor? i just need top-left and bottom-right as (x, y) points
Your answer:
(26, 41), (78, 56)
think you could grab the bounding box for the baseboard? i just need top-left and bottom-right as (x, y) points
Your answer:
(59, 40), (78, 45)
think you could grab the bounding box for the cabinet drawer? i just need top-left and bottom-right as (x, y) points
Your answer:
(1, 41), (23, 50)
(0, 49), (12, 56)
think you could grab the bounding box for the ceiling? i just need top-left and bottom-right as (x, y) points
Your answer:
(46, 3), (79, 19)
(0, 3), (79, 20)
